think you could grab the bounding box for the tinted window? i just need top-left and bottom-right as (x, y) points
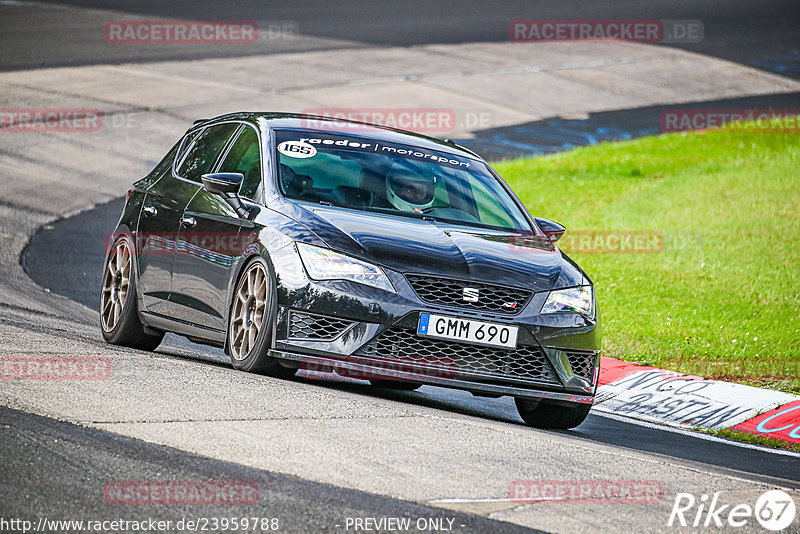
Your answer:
(275, 130), (531, 232)
(153, 141), (181, 178)
(177, 123), (238, 182)
(176, 128), (202, 164)
(218, 126), (262, 199)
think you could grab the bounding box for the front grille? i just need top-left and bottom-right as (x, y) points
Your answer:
(566, 351), (596, 381)
(288, 311), (354, 341)
(405, 274), (532, 315)
(355, 326), (558, 384)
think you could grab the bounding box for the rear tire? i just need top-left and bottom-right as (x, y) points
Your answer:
(515, 398), (591, 429)
(228, 257), (296, 378)
(100, 235), (164, 351)
(369, 379), (421, 391)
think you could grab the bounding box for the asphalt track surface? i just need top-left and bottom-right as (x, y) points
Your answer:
(460, 91), (800, 160)
(3, 0), (799, 78)
(0, 407), (539, 534)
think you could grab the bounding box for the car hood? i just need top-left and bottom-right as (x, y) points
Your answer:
(290, 203), (585, 291)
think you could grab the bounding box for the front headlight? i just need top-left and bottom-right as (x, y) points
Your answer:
(541, 286), (594, 317)
(296, 243), (395, 293)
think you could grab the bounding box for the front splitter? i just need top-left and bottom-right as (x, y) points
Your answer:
(269, 349), (595, 405)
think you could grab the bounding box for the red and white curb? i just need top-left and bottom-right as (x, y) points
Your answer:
(594, 357), (800, 446)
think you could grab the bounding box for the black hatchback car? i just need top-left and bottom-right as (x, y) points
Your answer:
(101, 113), (601, 429)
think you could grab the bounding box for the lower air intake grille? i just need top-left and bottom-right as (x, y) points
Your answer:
(565, 351), (596, 381)
(288, 311), (354, 341)
(356, 326), (558, 383)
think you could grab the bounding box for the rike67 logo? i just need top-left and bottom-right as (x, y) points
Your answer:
(668, 489), (796, 531)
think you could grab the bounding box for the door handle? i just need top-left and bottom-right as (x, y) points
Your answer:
(180, 216), (197, 228)
(143, 205), (157, 217)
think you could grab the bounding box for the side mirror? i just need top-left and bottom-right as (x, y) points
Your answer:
(201, 173), (250, 218)
(201, 172), (243, 195)
(535, 217), (566, 243)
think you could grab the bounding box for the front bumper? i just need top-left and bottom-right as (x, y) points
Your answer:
(269, 244), (601, 402)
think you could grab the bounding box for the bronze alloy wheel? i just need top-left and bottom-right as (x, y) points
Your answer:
(101, 237), (132, 332)
(229, 261), (268, 361)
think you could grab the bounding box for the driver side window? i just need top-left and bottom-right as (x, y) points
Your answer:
(218, 126), (262, 200)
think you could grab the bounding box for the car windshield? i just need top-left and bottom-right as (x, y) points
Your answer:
(274, 130), (531, 232)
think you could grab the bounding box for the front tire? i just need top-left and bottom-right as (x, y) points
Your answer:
(100, 235), (164, 351)
(228, 258), (296, 378)
(515, 398), (591, 429)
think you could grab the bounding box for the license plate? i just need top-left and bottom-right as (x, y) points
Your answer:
(417, 312), (518, 349)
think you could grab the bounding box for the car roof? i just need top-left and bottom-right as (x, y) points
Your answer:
(191, 112), (482, 161)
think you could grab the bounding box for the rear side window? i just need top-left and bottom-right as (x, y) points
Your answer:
(176, 128), (202, 163)
(176, 123), (239, 182)
(218, 126), (262, 200)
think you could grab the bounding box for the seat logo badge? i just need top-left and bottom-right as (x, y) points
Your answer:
(502, 302), (518, 310)
(462, 287), (480, 303)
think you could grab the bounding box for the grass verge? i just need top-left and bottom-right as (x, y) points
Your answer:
(494, 122), (800, 394)
(705, 428), (800, 453)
